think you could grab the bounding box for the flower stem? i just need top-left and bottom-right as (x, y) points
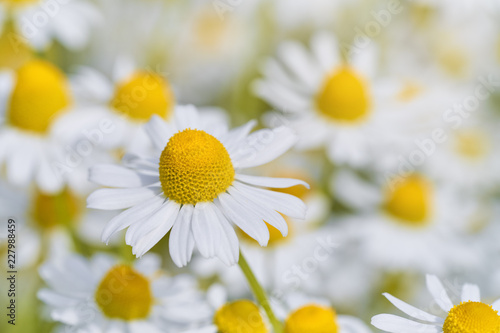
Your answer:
(238, 250), (283, 333)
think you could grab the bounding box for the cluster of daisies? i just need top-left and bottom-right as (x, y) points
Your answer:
(1, 0), (500, 332)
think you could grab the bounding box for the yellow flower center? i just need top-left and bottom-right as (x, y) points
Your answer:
(285, 304), (339, 333)
(95, 265), (153, 321)
(110, 71), (174, 122)
(455, 130), (489, 160)
(397, 82), (423, 102)
(159, 129), (234, 205)
(7, 60), (71, 134)
(0, 23), (32, 69)
(31, 188), (80, 230)
(443, 301), (500, 333)
(316, 67), (370, 123)
(384, 175), (432, 226)
(1, 0), (38, 5)
(214, 300), (268, 333)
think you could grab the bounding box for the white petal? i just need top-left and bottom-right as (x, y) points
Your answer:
(37, 154), (64, 194)
(231, 126), (297, 168)
(371, 314), (440, 333)
(235, 174), (309, 189)
(132, 202), (180, 257)
(311, 32), (341, 72)
(100, 195), (164, 243)
(6, 143), (36, 187)
(87, 187), (160, 210)
(220, 120), (257, 152)
(461, 284), (480, 303)
(227, 185), (288, 237)
(337, 315), (372, 333)
(233, 182), (307, 219)
(127, 199), (178, 246)
(277, 41), (321, 87)
(89, 164), (158, 188)
(169, 204), (195, 267)
(144, 115), (173, 151)
(383, 293), (444, 323)
(191, 202), (221, 259)
(217, 192), (269, 246)
(212, 205), (239, 265)
(426, 275), (454, 312)
(492, 299), (500, 311)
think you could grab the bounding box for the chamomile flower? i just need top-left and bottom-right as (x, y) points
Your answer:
(64, 59), (229, 155)
(0, 0), (100, 51)
(0, 59), (75, 193)
(87, 105), (308, 267)
(333, 172), (482, 274)
(38, 253), (211, 332)
(254, 32), (404, 167)
(372, 274), (500, 333)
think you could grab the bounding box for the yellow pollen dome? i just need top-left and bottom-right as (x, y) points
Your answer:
(214, 300), (269, 333)
(7, 59), (71, 134)
(110, 71), (174, 122)
(443, 301), (500, 333)
(159, 129), (234, 205)
(95, 265), (153, 321)
(384, 175), (432, 226)
(31, 188), (81, 230)
(1, 0), (38, 5)
(455, 130), (489, 160)
(316, 67), (370, 123)
(285, 304), (339, 333)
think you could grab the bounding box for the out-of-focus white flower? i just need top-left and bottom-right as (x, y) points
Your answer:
(38, 253), (211, 332)
(0, 0), (101, 51)
(87, 105), (308, 267)
(333, 173), (483, 274)
(0, 59), (76, 193)
(255, 32), (408, 167)
(372, 274), (500, 333)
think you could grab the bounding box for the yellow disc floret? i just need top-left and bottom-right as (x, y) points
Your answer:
(316, 67), (370, 123)
(95, 265), (153, 321)
(31, 188), (80, 230)
(110, 71), (174, 122)
(214, 300), (269, 333)
(384, 175), (432, 226)
(159, 129), (234, 205)
(443, 301), (500, 333)
(455, 130), (489, 160)
(285, 304), (338, 333)
(7, 60), (71, 133)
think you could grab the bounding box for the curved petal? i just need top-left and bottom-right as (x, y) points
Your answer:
(426, 275), (454, 312)
(87, 187), (160, 210)
(235, 174), (309, 190)
(383, 293), (444, 323)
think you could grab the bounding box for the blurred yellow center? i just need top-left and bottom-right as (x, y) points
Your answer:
(285, 305), (338, 333)
(437, 46), (467, 78)
(110, 71), (174, 122)
(316, 67), (370, 123)
(397, 82), (423, 102)
(1, 0), (38, 5)
(95, 265), (153, 321)
(455, 130), (488, 160)
(159, 129), (234, 205)
(384, 175), (431, 226)
(32, 188), (80, 230)
(7, 60), (70, 133)
(443, 302), (500, 333)
(214, 300), (268, 333)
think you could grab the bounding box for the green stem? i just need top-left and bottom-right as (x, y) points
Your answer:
(238, 250), (283, 333)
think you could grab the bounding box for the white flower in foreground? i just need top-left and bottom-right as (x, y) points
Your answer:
(372, 274), (500, 333)
(0, 59), (74, 193)
(87, 105), (308, 267)
(38, 253), (211, 332)
(0, 0), (100, 51)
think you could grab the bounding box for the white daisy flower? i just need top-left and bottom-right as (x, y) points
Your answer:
(372, 274), (500, 333)
(0, 0), (100, 51)
(87, 105), (308, 267)
(0, 59), (75, 193)
(62, 59), (229, 155)
(331, 172), (482, 274)
(254, 32), (404, 167)
(38, 253), (211, 332)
